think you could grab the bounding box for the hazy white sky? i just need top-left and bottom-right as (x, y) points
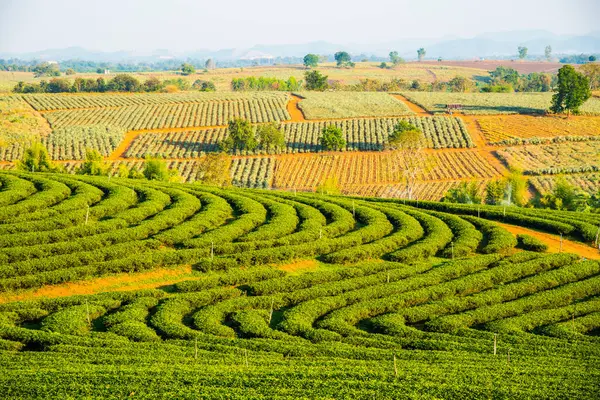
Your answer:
(0, 0), (598, 53)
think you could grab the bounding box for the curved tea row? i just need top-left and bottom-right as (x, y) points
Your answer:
(0, 171), (599, 398)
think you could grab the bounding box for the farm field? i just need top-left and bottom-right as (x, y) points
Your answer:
(123, 116), (472, 159)
(496, 141), (600, 175)
(477, 115), (600, 144)
(272, 150), (502, 190)
(0, 63), (489, 92)
(401, 91), (600, 115)
(295, 91), (413, 118)
(0, 171), (600, 398)
(530, 173), (600, 196)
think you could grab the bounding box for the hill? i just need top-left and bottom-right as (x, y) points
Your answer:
(0, 172), (599, 397)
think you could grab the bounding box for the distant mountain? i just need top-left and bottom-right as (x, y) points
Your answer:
(1, 31), (598, 63)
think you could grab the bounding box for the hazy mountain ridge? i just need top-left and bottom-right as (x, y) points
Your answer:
(1, 30), (598, 62)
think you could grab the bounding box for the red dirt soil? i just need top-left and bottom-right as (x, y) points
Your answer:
(498, 222), (600, 260)
(0, 265), (195, 304)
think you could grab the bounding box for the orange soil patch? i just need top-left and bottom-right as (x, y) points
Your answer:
(0, 265), (195, 304)
(391, 94), (431, 116)
(278, 259), (319, 274)
(108, 130), (142, 160)
(497, 222), (600, 260)
(287, 94), (306, 122)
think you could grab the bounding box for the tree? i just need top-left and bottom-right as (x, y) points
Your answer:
(46, 78), (72, 93)
(107, 74), (141, 92)
(195, 153), (231, 186)
(386, 123), (431, 200)
(550, 65), (591, 116)
(304, 70), (328, 91)
(181, 63), (196, 75)
(580, 63), (600, 89)
(205, 59), (216, 70)
(143, 156), (179, 182)
(379, 62), (389, 69)
(320, 126), (346, 151)
(417, 48), (426, 62)
(77, 149), (109, 176)
(220, 118), (258, 153)
(334, 51), (354, 68)
(65, 68), (76, 76)
(18, 142), (56, 172)
(489, 66), (520, 87)
(536, 176), (589, 211)
(443, 181), (481, 204)
(303, 54), (319, 68)
(485, 179), (506, 205)
(192, 80), (216, 92)
(256, 123), (285, 153)
(589, 55), (597, 62)
(143, 77), (163, 92)
(545, 45), (552, 62)
(33, 62), (60, 78)
(389, 51), (404, 65)
(518, 46), (528, 60)
(447, 76), (473, 92)
(506, 168), (527, 207)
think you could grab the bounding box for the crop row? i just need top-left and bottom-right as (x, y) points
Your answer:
(44, 98), (291, 130)
(20, 92), (290, 111)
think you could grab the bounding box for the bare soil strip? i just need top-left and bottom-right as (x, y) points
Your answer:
(0, 265), (195, 304)
(107, 130), (142, 160)
(390, 94), (432, 116)
(287, 94), (306, 122)
(497, 222), (600, 260)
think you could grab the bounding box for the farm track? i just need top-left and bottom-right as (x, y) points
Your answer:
(390, 94), (432, 116)
(107, 130), (141, 160)
(287, 94), (306, 122)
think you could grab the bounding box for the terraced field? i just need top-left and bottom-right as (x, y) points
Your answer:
(496, 141), (600, 175)
(401, 91), (600, 115)
(477, 115), (600, 145)
(123, 117), (473, 158)
(0, 171), (599, 398)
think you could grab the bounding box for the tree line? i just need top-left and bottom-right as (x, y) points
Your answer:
(12, 74), (216, 94)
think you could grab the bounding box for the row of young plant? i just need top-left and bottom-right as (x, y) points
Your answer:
(21, 92), (289, 111)
(0, 125), (125, 162)
(44, 98), (291, 131)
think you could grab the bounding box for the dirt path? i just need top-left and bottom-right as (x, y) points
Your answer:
(108, 130), (141, 160)
(287, 94), (306, 122)
(0, 265), (196, 304)
(461, 115), (508, 176)
(391, 94), (432, 116)
(497, 222), (600, 260)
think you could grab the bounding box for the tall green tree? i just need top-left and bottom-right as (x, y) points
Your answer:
(32, 62), (60, 78)
(143, 156), (179, 182)
(550, 65), (591, 116)
(303, 54), (319, 68)
(389, 51), (404, 65)
(334, 51), (354, 68)
(320, 126), (346, 151)
(518, 46), (528, 60)
(18, 142), (56, 172)
(304, 70), (328, 91)
(220, 118), (258, 153)
(417, 48), (426, 62)
(256, 123), (285, 153)
(443, 181), (481, 204)
(77, 149), (109, 176)
(485, 179), (506, 205)
(181, 63), (196, 75)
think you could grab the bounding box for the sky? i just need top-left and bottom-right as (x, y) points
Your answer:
(0, 0), (598, 53)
